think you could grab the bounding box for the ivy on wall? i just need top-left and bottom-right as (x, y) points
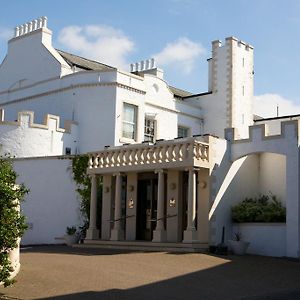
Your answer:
(71, 155), (102, 230)
(0, 157), (28, 287)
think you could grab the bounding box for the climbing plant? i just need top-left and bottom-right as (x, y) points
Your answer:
(71, 155), (102, 233)
(72, 155), (91, 221)
(0, 157), (28, 287)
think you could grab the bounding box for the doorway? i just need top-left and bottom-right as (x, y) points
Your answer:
(136, 174), (158, 240)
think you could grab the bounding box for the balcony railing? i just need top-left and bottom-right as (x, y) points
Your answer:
(88, 137), (209, 174)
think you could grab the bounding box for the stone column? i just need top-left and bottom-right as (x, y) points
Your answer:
(86, 175), (99, 239)
(153, 170), (167, 242)
(110, 173), (124, 240)
(183, 168), (198, 243)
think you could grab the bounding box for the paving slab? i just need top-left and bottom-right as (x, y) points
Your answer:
(0, 245), (300, 300)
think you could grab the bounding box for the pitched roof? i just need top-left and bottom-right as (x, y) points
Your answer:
(169, 86), (193, 98)
(57, 49), (197, 98)
(56, 49), (116, 72)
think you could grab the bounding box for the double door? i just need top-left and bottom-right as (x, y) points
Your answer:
(136, 177), (158, 240)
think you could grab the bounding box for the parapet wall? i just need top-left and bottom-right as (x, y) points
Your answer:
(0, 109), (78, 157)
(225, 120), (299, 161)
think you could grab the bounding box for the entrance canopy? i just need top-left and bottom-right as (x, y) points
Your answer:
(87, 137), (210, 175)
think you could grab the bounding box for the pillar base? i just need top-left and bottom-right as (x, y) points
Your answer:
(110, 229), (124, 241)
(183, 229), (198, 243)
(86, 228), (99, 240)
(152, 229), (167, 242)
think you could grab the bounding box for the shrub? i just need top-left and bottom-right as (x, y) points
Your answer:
(231, 194), (286, 223)
(0, 157), (28, 287)
(66, 226), (77, 235)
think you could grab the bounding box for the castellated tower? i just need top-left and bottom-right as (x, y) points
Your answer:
(207, 37), (254, 139)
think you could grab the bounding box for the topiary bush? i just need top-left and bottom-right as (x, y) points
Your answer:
(231, 194), (286, 223)
(0, 157), (28, 287)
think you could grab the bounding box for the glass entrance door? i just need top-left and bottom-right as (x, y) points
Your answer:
(136, 177), (158, 240)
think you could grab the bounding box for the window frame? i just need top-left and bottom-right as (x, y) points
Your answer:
(177, 125), (190, 138)
(122, 102), (138, 141)
(144, 117), (156, 143)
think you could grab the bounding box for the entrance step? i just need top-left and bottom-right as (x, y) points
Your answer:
(75, 240), (209, 253)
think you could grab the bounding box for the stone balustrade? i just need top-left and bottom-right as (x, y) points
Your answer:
(88, 138), (209, 174)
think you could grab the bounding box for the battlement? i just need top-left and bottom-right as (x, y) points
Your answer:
(212, 36), (253, 51)
(225, 120), (299, 143)
(0, 109), (76, 133)
(0, 109), (78, 157)
(13, 16), (48, 38)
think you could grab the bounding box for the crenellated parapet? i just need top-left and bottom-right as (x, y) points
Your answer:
(0, 109), (78, 158)
(0, 109), (75, 133)
(225, 120), (300, 161)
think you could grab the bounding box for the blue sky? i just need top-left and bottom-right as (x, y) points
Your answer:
(1, 0), (300, 116)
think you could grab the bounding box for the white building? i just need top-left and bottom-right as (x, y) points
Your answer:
(0, 17), (299, 258)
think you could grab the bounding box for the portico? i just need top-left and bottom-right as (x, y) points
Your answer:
(85, 136), (212, 246)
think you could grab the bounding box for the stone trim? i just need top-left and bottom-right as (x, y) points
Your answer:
(0, 82), (145, 107)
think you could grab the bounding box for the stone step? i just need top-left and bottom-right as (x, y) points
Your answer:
(74, 240), (209, 253)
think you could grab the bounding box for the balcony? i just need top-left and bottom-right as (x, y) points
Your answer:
(88, 137), (210, 174)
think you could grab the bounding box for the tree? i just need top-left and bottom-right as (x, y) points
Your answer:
(0, 157), (28, 287)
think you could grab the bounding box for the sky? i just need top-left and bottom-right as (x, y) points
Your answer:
(1, 0), (300, 117)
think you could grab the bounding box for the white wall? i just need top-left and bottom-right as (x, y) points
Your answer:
(14, 157), (81, 245)
(0, 111), (78, 157)
(233, 223), (286, 257)
(259, 153), (286, 204)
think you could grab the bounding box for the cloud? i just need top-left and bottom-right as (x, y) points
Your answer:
(58, 25), (135, 70)
(153, 37), (205, 74)
(0, 27), (13, 40)
(254, 94), (300, 118)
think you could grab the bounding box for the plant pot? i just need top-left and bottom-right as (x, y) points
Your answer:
(64, 234), (79, 246)
(228, 240), (250, 255)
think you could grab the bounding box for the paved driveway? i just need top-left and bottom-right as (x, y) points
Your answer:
(0, 245), (300, 300)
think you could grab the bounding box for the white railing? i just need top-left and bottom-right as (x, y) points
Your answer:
(88, 138), (209, 171)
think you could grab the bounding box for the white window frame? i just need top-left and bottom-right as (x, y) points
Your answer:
(144, 117), (156, 143)
(122, 103), (138, 141)
(177, 125), (190, 138)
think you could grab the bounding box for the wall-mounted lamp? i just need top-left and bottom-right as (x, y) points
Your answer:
(169, 198), (176, 207)
(170, 183), (177, 190)
(128, 198), (134, 209)
(128, 185), (134, 192)
(199, 181), (207, 189)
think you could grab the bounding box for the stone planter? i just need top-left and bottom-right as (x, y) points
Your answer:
(228, 240), (250, 255)
(64, 234), (79, 246)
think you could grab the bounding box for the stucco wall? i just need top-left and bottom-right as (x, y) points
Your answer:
(233, 223), (286, 257)
(0, 111), (78, 157)
(14, 157), (81, 245)
(259, 153), (286, 204)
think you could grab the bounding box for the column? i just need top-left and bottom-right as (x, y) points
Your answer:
(197, 169), (210, 243)
(110, 173), (124, 240)
(153, 170), (167, 242)
(86, 175), (99, 239)
(101, 175), (113, 240)
(183, 168), (198, 243)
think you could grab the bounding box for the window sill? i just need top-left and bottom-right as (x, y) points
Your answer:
(119, 137), (136, 144)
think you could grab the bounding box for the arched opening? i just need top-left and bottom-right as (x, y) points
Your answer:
(210, 152), (287, 257)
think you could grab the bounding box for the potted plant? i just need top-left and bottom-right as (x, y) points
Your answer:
(64, 226), (79, 246)
(228, 232), (250, 255)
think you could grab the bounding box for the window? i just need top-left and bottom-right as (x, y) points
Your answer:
(65, 147), (71, 155)
(144, 118), (156, 142)
(178, 126), (189, 138)
(122, 103), (137, 140)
